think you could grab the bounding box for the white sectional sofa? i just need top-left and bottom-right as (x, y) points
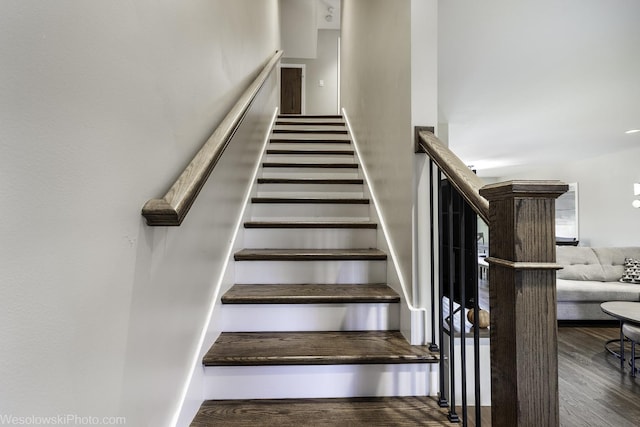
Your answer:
(556, 246), (640, 321)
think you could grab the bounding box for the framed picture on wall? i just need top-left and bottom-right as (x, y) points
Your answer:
(555, 182), (579, 245)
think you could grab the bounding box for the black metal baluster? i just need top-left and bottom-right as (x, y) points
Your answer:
(429, 159), (439, 353)
(459, 193), (468, 427)
(447, 185), (459, 423)
(474, 220), (482, 427)
(437, 170), (448, 409)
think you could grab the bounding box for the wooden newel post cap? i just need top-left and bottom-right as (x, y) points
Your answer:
(479, 180), (568, 201)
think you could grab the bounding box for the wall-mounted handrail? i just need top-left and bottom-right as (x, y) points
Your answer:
(416, 129), (489, 224)
(142, 50), (283, 226)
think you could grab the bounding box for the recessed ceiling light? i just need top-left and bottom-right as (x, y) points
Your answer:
(625, 129), (640, 134)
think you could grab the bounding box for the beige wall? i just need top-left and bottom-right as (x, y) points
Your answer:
(0, 1), (280, 425)
(340, 0), (413, 311)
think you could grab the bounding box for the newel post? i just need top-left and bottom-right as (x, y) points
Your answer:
(479, 180), (568, 427)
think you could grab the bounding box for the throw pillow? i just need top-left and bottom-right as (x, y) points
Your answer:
(619, 258), (640, 284)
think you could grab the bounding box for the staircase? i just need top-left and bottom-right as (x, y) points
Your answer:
(190, 115), (439, 426)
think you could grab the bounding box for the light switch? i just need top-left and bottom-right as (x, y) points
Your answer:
(319, 80), (325, 87)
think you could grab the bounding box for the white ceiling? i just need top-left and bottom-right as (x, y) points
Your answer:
(438, 0), (640, 178)
(317, 0), (340, 30)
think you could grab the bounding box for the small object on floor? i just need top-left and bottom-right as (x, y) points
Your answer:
(467, 308), (490, 328)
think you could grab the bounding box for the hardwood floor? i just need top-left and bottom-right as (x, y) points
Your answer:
(558, 326), (640, 427)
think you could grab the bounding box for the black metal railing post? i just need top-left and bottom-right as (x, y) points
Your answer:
(429, 159), (439, 353)
(436, 169), (448, 409)
(446, 184), (460, 423)
(458, 192), (468, 427)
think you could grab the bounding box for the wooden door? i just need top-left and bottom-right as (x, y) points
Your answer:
(280, 67), (302, 114)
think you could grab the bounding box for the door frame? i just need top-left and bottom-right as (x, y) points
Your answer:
(278, 63), (306, 115)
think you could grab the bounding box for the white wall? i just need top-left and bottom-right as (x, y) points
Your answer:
(411, 0), (439, 345)
(498, 146), (640, 247)
(341, 0), (414, 334)
(283, 29), (340, 115)
(281, 0), (318, 59)
(0, 1), (280, 426)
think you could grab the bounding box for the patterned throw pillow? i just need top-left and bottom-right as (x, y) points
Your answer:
(619, 258), (640, 284)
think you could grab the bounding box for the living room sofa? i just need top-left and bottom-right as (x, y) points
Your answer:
(556, 246), (640, 321)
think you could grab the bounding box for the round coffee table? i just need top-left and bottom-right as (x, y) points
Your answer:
(601, 301), (640, 370)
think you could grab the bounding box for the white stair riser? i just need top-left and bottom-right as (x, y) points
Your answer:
(443, 336), (492, 405)
(235, 260), (386, 284)
(257, 183), (363, 196)
(265, 155), (355, 163)
(251, 203), (370, 221)
(203, 364), (433, 399)
(244, 228), (376, 249)
(221, 303), (399, 332)
(261, 168), (360, 178)
(268, 142), (352, 151)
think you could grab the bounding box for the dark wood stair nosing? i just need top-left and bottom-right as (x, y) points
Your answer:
(251, 197), (369, 204)
(257, 178), (364, 185)
(221, 283), (400, 304)
(269, 139), (351, 144)
(278, 115), (343, 119)
(266, 149), (354, 155)
(233, 248), (387, 261)
(191, 397), (447, 427)
(273, 129), (348, 135)
(276, 121), (345, 126)
(243, 221), (377, 229)
(262, 162), (358, 169)
(203, 331), (438, 367)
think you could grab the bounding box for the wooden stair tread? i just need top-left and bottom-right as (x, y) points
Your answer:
(270, 134), (350, 142)
(271, 138), (351, 145)
(276, 120), (345, 126)
(262, 162), (358, 168)
(203, 331), (438, 366)
(257, 177), (363, 184)
(234, 248), (387, 261)
(266, 149), (354, 155)
(272, 126), (348, 134)
(191, 396), (449, 426)
(251, 197), (369, 204)
(244, 221), (377, 229)
(278, 114), (343, 119)
(222, 284), (399, 304)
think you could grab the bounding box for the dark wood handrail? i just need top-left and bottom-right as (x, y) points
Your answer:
(142, 50), (283, 226)
(416, 129), (489, 223)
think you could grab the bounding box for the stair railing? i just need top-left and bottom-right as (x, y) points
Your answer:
(416, 128), (567, 427)
(141, 50), (283, 226)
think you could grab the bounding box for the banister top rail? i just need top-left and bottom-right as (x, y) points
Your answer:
(142, 50), (284, 226)
(417, 129), (490, 223)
